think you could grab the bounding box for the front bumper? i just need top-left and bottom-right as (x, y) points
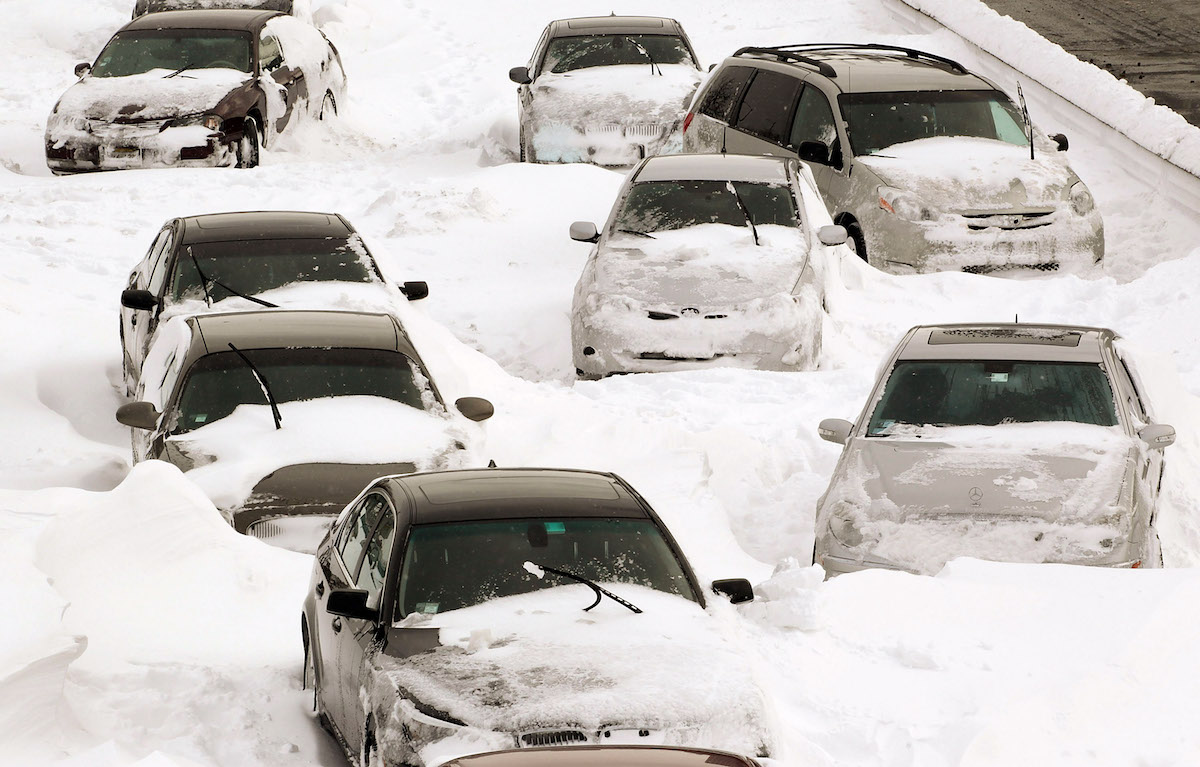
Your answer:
(45, 122), (236, 173)
(530, 120), (682, 166)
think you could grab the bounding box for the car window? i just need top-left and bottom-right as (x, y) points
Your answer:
(141, 228), (171, 283)
(530, 26), (551, 72)
(338, 495), (382, 580)
(699, 65), (754, 124)
(147, 230), (175, 296)
(1113, 356), (1149, 424)
(258, 32), (283, 72)
(734, 70), (804, 146)
(91, 30), (253, 77)
(355, 498), (397, 608)
(615, 180), (799, 234)
(789, 84), (838, 149)
(542, 34), (695, 73)
(839, 90), (1030, 155)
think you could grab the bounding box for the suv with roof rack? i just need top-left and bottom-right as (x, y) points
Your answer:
(682, 44), (1104, 275)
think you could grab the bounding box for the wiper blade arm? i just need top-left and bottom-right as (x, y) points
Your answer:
(623, 36), (661, 75)
(524, 561), (642, 614)
(726, 181), (760, 246)
(616, 228), (656, 239)
(187, 247), (213, 307)
(164, 63), (193, 79)
(187, 247), (277, 308)
(227, 342), (282, 430)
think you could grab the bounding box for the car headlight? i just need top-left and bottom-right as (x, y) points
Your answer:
(1069, 181), (1095, 216)
(826, 502), (878, 549)
(878, 186), (937, 222)
(164, 113), (222, 132)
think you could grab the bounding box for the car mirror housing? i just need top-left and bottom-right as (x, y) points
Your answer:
(400, 280), (429, 301)
(711, 578), (754, 604)
(818, 418), (854, 445)
(818, 225), (849, 247)
(1139, 423), (1175, 450)
(74, 62), (91, 78)
(116, 401), (161, 431)
(796, 140), (831, 166)
(326, 588), (379, 622)
(456, 396), (495, 422)
(570, 221), (599, 243)
(1051, 133), (1069, 151)
(509, 66), (532, 85)
(121, 288), (159, 311)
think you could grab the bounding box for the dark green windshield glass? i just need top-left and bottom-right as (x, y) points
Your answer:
(171, 238), (374, 301)
(840, 90), (1028, 155)
(543, 34), (694, 73)
(92, 30), (252, 78)
(615, 180), (798, 234)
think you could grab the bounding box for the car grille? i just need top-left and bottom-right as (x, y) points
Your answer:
(520, 730), (591, 747)
(584, 122), (672, 139)
(962, 262), (1059, 274)
(647, 310), (728, 320)
(638, 352), (725, 362)
(960, 211), (1054, 230)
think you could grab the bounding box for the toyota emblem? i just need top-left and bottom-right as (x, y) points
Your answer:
(681, 307), (700, 315)
(968, 487), (984, 503)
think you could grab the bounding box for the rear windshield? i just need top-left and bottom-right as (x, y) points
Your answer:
(840, 90), (1028, 155)
(92, 30), (253, 77)
(170, 237), (375, 301)
(396, 518), (697, 617)
(867, 360), (1118, 436)
(615, 179), (798, 234)
(543, 34), (695, 73)
(172, 348), (431, 434)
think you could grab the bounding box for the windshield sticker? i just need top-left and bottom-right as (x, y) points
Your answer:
(416, 602), (439, 614)
(990, 372), (1010, 383)
(544, 521), (566, 534)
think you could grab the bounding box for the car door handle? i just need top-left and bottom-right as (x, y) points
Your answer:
(315, 581), (325, 598)
(332, 617), (342, 633)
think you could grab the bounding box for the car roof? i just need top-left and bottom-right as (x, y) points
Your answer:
(634, 153), (792, 184)
(384, 468), (653, 525)
(897, 323), (1113, 363)
(179, 211), (352, 244)
(188, 309), (404, 354)
(443, 746), (758, 767)
(550, 15), (682, 38)
(730, 48), (991, 94)
(122, 8), (279, 32)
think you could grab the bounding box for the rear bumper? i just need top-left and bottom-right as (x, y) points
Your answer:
(529, 121), (682, 166)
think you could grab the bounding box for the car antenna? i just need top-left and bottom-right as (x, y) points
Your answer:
(227, 342), (282, 430)
(720, 128), (727, 155)
(1014, 313), (1019, 323)
(1016, 82), (1034, 161)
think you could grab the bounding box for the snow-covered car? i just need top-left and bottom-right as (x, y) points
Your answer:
(119, 210), (428, 394)
(508, 15), (702, 166)
(133, 0), (298, 18)
(813, 323), (1175, 576)
(683, 44), (1105, 274)
(569, 153), (847, 379)
(45, 9), (345, 173)
(115, 309), (495, 552)
(441, 745), (763, 767)
(301, 467), (771, 767)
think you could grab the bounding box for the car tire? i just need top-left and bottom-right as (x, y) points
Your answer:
(319, 91), (337, 121)
(845, 222), (868, 263)
(237, 117), (260, 169)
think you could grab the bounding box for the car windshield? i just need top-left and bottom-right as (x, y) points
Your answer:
(170, 237), (376, 302)
(91, 30), (253, 78)
(396, 518), (698, 617)
(867, 360), (1119, 436)
(840, 90), (1029, 155)
(543, 34), (695, 73)
(614, 180), (799, 235)
(171, 348), (431, 434)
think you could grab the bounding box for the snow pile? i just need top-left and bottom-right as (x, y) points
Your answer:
(49, 69), (248, 125)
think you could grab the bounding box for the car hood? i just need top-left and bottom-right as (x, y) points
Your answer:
(530, 64), (700, 126)
(370, 586), (768, 749)
(857, 136), (1077, 210)
(50, 69), (247, 124)
(590, 224), (809, 311)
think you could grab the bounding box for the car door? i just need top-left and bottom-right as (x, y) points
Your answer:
(1112, 352), (1165, 503)
(519, 25), (551, 125)
(130, 227), (177, 377)
(121, 229), (165, 380)
(684, 64), (754, 153)
(723, 68), (803, 158)
(132, 335), (185, 463)
(787, 83), (844, 200)
(259, 26), (304, 136)
(337, 493), (398, 745)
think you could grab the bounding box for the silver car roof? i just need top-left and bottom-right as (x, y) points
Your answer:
(897, 323), (1113, 363)
(550, 16), (682, 37)
(731, 51), (991, 94)
(633, 153), (792, 184)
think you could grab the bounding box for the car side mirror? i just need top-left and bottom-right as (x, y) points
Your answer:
(818, 225), (848, 247)
(1139, 423), (1175, 450)
(570, 221), (599, 243)
(75, 62), (92, 78)
(121, 288), (159, 311)
(116, 401), (161, 431)
(456, 396), (494, 422)
(400, 281), (429, 301)
(1051, 133), (1069, 152)
(509, 66), (532, 85)
(711, 578), (754, 604)
(795, 140), (831, 166)
(326, 588), (379, 622)
(818, 418), (854, 445)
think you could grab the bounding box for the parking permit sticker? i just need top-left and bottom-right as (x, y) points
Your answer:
(417, 602), (439, 614)
(195, 414), (208, 423)
(990, 373), (1009, 383)
(544, 522), (566, 534)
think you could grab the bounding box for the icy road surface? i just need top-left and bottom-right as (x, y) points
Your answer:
(2, 0), (1200, 765)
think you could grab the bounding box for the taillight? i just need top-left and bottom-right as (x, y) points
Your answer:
(682, 112), (695, 133)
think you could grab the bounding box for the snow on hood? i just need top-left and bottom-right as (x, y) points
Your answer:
(375, 585), (768, 748)
(593, 224), (809, 309)
(162, 280), (400, 323)
(50, 68), (247, 124)
(170, 397), (466, 510)
(857, 136), (1077, 210)
(530, 64), (700, 127)
(822, 423), (1137, 573)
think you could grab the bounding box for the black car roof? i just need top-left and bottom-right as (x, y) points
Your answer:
(549, 16), (682, 38)
(122, 8), (280, 32)
(179, 211), (353, 244)
(386, 468), (653, 524)
(188, 309), (405, 355)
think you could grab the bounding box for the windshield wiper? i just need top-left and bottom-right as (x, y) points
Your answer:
(725, 181), (760, 246)
(187, 247), (278, 308)
(616, 228), (656, 239)
(227, 343), (282, 430)
(524, 561), (642, 614)
(623, 36), (662, 76)
(164, 63), (194, 79)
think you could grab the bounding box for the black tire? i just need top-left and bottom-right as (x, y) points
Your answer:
(519, 126), (526, 162)
(237, 116), (260, 169)
(361, 718), (379, 767)
(319, 91), (337, 121)
(845, 222), (868, 263)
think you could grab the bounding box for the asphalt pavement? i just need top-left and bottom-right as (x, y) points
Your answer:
(984, 0), (1200, 126)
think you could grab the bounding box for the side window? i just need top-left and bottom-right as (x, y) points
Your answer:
(789, 84), (838, 149)
(531, 27), (551, 74)
(338, 495), (383, 579)
(259, 32), (283, 72)
(147, 230), (175, 296)
(355, 500), (397, 608)
(699, 65), (754, 124)
(1113, 356), (1149, 424)
(735, 70), (804, 145)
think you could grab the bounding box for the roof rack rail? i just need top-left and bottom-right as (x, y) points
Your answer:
(731, 46), (838, 78)
(770, 43), (968, 74)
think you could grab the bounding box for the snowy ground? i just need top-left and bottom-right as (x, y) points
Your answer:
(3, 0), (1200, 765)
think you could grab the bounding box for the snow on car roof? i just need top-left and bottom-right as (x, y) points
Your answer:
(634, 153), (792, 184)
(122, 8), (280, 32)
(181, 211), (350, 243)
(813, 52), (990, 92)
(553, 16), (678, 37)
(899, 323), (1110, 362)
(189, 309), (405, 354)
